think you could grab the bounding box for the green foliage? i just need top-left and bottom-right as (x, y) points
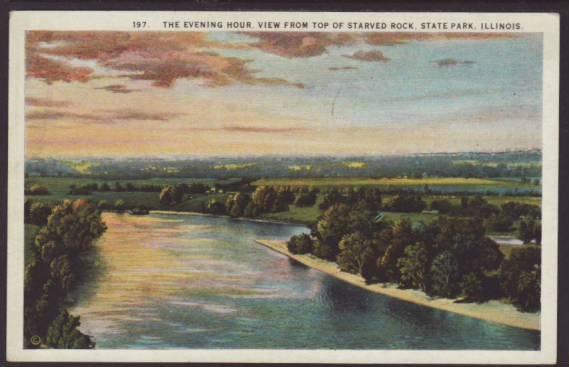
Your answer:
(24, 200), (106, 348)
(287, 233), (314, 255)
(397, 242), (430, 292)
(430, 199), (454, 214)
(429, 251), (460, 298)
(294, 190), (317, 207)
(337, 232), (376, 275)
(26, 184), (49, 196)
(518, 219), (541, 244)
(114, 199), (126, 212)
(460, 272), (484, 303)
(378, 219), (416, 282)
(314, 203), (375, 260)
(486, 214), (514, 232)
(159, 184), (187, 206)
(500, 246), (541, 312)
(207, 198), (226, 214)
(28, 202), (52, 226)
(385, 194), (426, 213)
(46, 309), (94, 349)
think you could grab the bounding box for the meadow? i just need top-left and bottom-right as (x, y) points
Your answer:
(252, 177), (538, 191)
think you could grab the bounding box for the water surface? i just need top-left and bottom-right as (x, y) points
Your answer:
(72, 213), (539, 350)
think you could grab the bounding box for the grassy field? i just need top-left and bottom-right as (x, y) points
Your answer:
(253, 177), (537, 190)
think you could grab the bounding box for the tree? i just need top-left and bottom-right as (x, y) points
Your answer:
(337, 232), (377, 276)
(314, 204), (374, 260)
(287, 233), (314, 254)
(397, 242), (430, 292)
(27, 184), (49, 196)
(29, 202), (52, 226)
(460, 272), (484, 302)
(113, 182), (124, 192)
(24, 200), (106, 346)
(486, 214), (514, 232)
(114, 199), (126, 212)
(171, 183), (189, 204)
(295, 191), (317, 207)
(227, 192), (251, 217)
(429, 251), (460, 298)
(318, 188), (344, 210)
(98, 182), (111, 192)
(500, 246), (541, 312)
(46, 309), (94, 349)
(207, 199), (226, 215)
(384, 194), (426, 213)
(378, 219), (416, 282)
(430, 199), (454, 214)
(518, 219), (540, 244)
(159, 186), (174, 206)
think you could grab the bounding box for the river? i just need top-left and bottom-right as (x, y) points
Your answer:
(71, 212), (539, 350)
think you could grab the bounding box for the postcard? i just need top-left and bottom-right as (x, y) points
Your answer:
(6, 11), (559, 364)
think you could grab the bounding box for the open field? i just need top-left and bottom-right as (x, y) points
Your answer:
(253, 177), (538, 191)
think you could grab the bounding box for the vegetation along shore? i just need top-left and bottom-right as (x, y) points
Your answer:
(256, 240), (539, 331)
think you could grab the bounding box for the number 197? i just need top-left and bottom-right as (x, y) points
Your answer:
(133, 21), (147, 29)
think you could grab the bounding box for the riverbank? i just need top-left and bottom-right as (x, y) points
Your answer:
(256, 239), (540, 332)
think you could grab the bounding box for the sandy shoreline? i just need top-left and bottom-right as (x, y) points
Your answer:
(256, 239), (540, 332)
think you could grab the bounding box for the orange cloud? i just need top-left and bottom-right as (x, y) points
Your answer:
(26, 31), (302, 89)
(246, 32), (357, 58)
(26, 108), (184, 124)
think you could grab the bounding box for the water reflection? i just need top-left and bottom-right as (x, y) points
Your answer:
(72, 213), (540, 350)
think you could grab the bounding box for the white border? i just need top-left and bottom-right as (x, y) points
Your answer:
(6, 11), (560, 364)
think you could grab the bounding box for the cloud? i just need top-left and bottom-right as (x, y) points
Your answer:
(223, 126), (307, 133)
(100, 109), (183, 121)
(26, 110), (105, 122)
(245, 32), (357, 58)
(364, 32), (518, 46)
(433, 58), (476, 67)
(26, 97), (72, 107)
(26, 32), (302, 89)
(343, 50), (389, 62)
(25, 31), (522, 91)
(244, 32), (519, 58)
(26, 52), (93, 84)
(26, 108), (184, 124)
(328, 66), (358, 71)
(95, 84), (138, 94)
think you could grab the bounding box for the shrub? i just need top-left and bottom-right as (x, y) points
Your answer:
(287, 233), (313, 255)
(114, 199), (126, 212)
(29, 202), (52, 226)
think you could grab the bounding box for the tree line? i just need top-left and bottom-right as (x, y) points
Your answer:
(24, 199), (106, 348)
(287, 188), (541, 312)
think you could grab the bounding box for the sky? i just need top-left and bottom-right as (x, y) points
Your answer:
(24, 31), (543, 158)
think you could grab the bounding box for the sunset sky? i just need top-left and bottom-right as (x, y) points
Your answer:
(25, 31), (542, 158)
